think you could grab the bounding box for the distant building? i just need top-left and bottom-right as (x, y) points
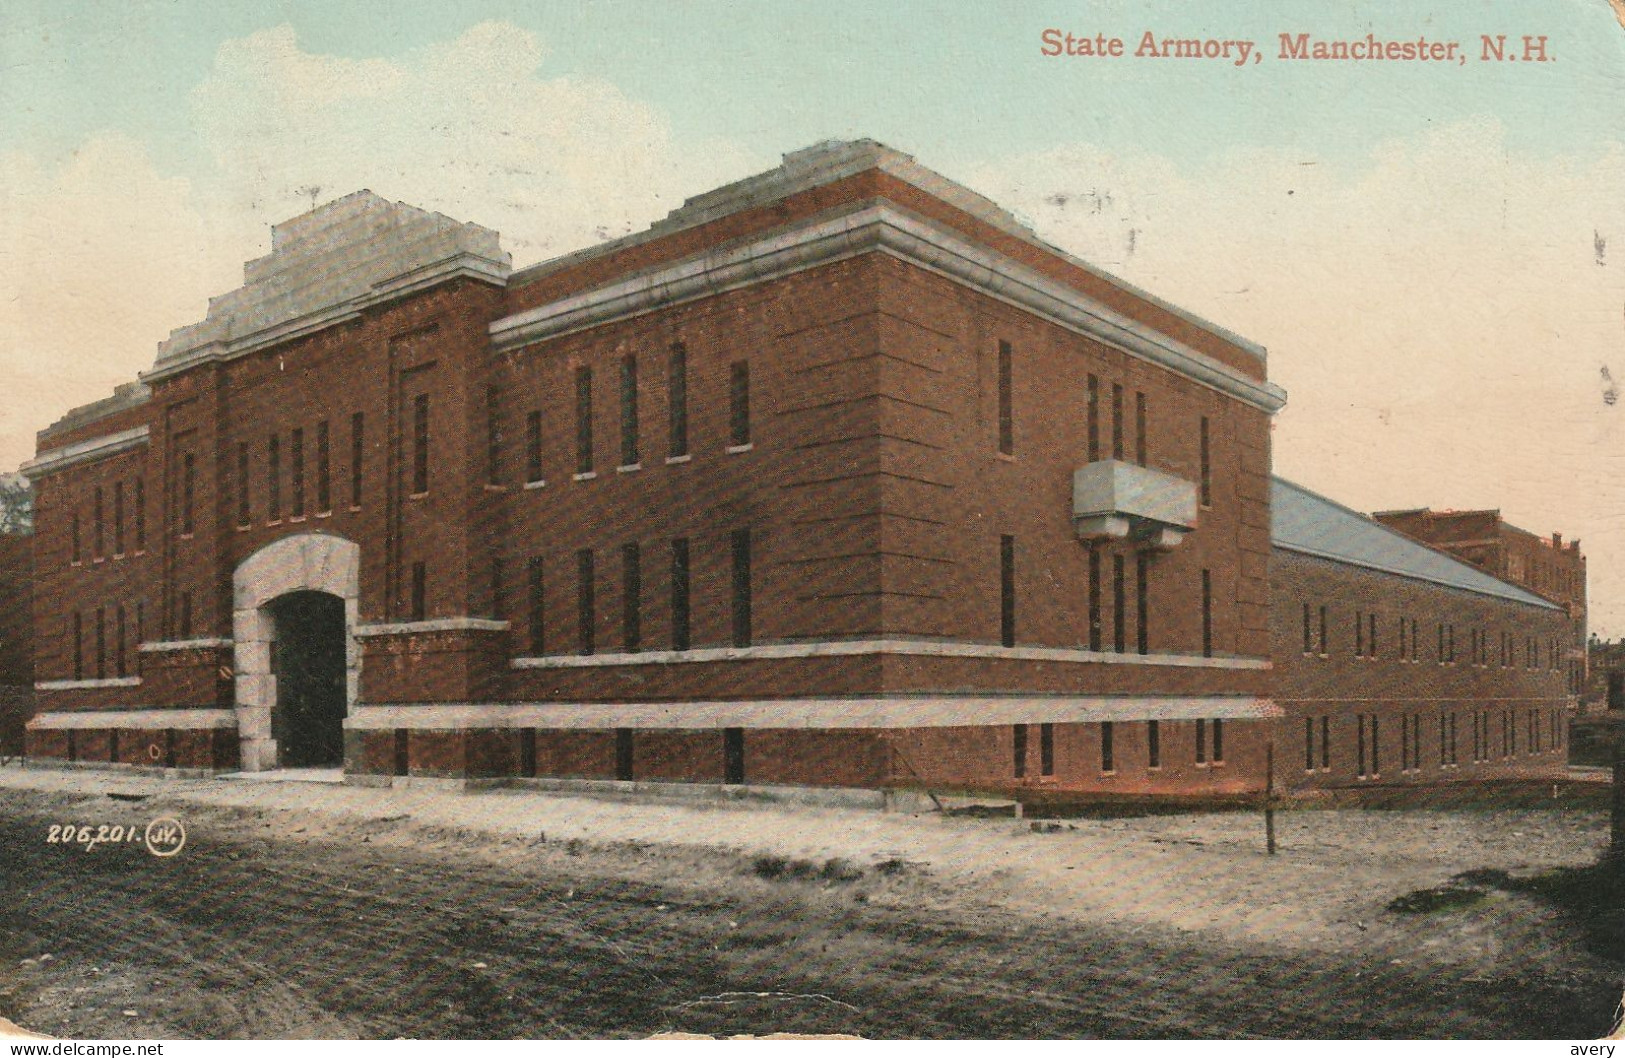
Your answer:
(16, 140), (1574, 797)
(1276, 482), (1573, 788)
(1372, 507), (1587, 701)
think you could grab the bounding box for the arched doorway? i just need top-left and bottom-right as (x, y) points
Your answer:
(269, 590), (346, 767)
(234, 534), (360, 771)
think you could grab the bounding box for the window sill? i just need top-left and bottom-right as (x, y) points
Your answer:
(92, 556), (105, 564)
(483, 484), (508, 493)
(113, 553), (125, 561)
(572, 472), (597, 482)
(523, 479), (547, 491)
(725, 443), (754, 455)
(616, 463), (642, 474)
(288, 516), (307, 523)
(348, 505), (362, 514)
(267, 519), (283, 527)
(408, 492), (429, 501)
(666, 454), (691, 465)
(235, 524), (251, 533)
(995, 452), (1016, 463)
(315, 511), (332, 519)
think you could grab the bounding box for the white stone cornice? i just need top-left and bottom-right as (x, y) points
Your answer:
(490, 204), (1287, 413)
(511, 638), (1270, 670)
(21, 426), (149, 481)
(354, 617), (510, 637)
(346, 695), (1281, 731)
(138, 638), (232, 652)
(28, 708), (236, 730)
(35, 677), (142, 691)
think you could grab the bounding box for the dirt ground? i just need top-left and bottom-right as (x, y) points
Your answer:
(0, 764), (1621, 1039)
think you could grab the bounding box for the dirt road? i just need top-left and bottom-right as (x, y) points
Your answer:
(0, 769), (1619, 1039)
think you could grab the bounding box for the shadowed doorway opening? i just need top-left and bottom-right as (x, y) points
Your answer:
(270, 590), (346, 767)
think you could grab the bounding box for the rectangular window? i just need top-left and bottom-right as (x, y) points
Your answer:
(671, 538), (691, 651)
(1087, 546), (1102, 652)
(134, 478), (145, 550)
(730, 360), (751, 448)
(72, 612), (82, 680)
(615, 728), (634, 781)
(1317, 607), (1325, 654)
(490, 557), (505, 621)
(668, 345), (688, 459)
(350, 412), (364, 507)
(1448, 624), (1455, 662)
(410, 562), (426, 622)
(1195, 718), (1208, 764)
(1000, 535), (1016, 648)
(1302, 603), (1312, 654)
(237, 443), (250, 526)
(620, 355), (639, 467)
(1355, 611), (1364, 656)
(1041, 722), (1055, 776)
(1100, 721), (1114, 773)
(113, 482), (125, 554)
(1321, 715), (1330, 770)
(997, 341), (1013, 455)
(94, 487), (104, 556)
(527, 556), (544, 655)
(1199, 415), (1211, 507)
(1113, 554), (1126, 653)
(1202, 569), (1213, 658)
(115, 605), (126, 679)
(1136, 555), (1149, 655)
(1013, 723), (1027, 779)
(526, 410), (543, 484)
(1438, 623), (1445, 663)
(487, 385), (504, 485)
(1440, 710), (1449, 766)
(1305, 716), (1316, 771)
(1370, 716), (1379, 775)
(1212, 718), (1224, 763)
(621, 542), (641, 652)
(575, 366), (594, 475)
(179, 593), (192, 639)
(1087, 374), (1100, 462)
(1368, 613), (1377, 658)
(95, 607), (105, 680)
(72, 512), (81, 564)
(289, 429), (304, 517)
(1147, 719), (1161, 768)
(577, 549), (595, 655)
(412, 394), (430, 494)
(731, 528), (752, 648)
(1134, 391), (1147, 466)
(316, 419), (330, 512)
(1357, 714), (1367, 777)
(1111, 383), (1124, 460)
(268, 434), (281, 520)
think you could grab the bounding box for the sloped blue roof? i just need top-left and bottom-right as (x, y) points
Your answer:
(1271, 478), (1559, 610)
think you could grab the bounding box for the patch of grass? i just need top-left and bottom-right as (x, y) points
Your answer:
(820, 857), (864, 883)
(1387, 885), (1488, 914)
(751, 855), (864, 883)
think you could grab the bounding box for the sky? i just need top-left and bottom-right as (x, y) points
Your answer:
(2, 0), (1623, 631)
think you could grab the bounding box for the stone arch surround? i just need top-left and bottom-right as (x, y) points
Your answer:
(232, 533), (361, 771)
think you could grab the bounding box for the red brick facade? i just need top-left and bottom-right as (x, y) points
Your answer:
(17, 140), (1571, 799)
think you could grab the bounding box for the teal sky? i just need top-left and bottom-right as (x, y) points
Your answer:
(3, 0), (1620, 177)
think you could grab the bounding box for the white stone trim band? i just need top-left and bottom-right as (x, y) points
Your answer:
(139, 638), (233, 652)
(20, 426), (150, 480)
(513, 639), (1270, 670)
(490, 204), (1287, 413)
(354, 618), (511, 637)
(346, 695), (1279, 731)
(27, 708), (236, 730)
(35, 677), (143, 691)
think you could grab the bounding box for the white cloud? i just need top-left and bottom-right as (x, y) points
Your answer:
(189, 21), (763, 263)
(966, 125), (1625, 632)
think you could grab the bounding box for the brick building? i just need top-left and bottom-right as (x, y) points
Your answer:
(0, 531), (32, 755)
(16, 140), (1574, 797)
(1372, 507), (1587, 699)
(1274, 481), (1574, 789)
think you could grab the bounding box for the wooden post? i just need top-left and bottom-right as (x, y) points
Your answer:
(1265, 740), (1278, 856)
